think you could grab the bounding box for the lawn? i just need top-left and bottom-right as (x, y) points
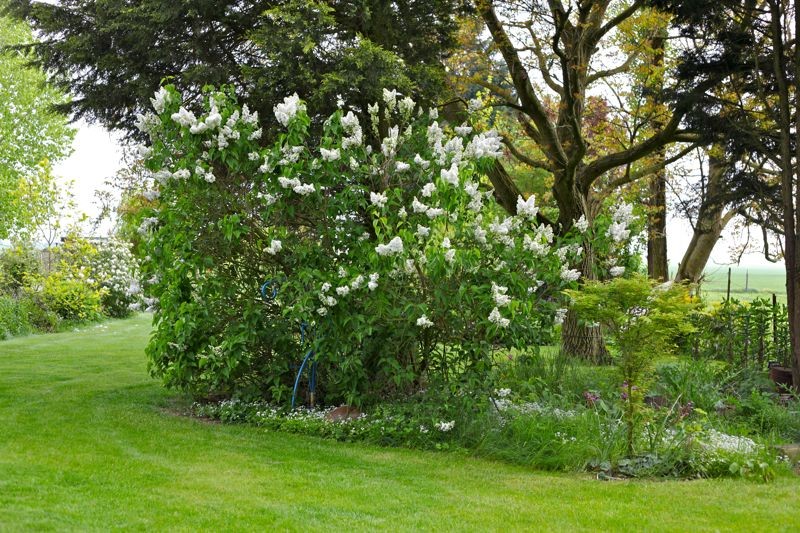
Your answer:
(1, 315), (799, 531)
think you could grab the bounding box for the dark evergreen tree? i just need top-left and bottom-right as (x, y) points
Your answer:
(4, 0), (465, 137)
(656, 0), (800, 388)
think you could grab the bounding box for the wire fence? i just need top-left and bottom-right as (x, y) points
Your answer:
(688, 294), (791, 371)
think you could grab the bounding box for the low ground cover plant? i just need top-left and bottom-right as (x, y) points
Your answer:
(193, 366), (787, 481)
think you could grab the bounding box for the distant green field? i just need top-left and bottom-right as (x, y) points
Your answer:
(690, 265), (787, 303)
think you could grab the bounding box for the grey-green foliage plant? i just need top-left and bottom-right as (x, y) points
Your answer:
(136, 85), (636, 405)
(567, 275), (698, 454)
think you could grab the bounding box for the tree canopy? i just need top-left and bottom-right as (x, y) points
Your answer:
(0, 13), (74, 239)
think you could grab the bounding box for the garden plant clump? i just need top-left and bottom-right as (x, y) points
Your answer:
(138, 86), (637, 405)
(0, 237), (143, 338)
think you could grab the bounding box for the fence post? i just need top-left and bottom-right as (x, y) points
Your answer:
(726, 267), (732, 301)
(743, 313), (750, 368)
(772, 293), (779, 363)
(758, 316), (765, 369)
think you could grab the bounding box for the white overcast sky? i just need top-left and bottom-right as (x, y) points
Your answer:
(53, 120), (124, 234)
(53, 121), (778, 270)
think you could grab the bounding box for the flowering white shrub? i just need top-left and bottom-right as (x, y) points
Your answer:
(90, 238), (143, 317)
(136, 85), (634, 404)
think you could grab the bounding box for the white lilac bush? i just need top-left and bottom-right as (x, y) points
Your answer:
(136, 85), (635, 404)
(91, 238), (143, 317)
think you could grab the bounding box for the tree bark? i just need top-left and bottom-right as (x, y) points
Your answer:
(646, 33), (669, 281)
(790, 0), (800, 391)
(559, 186), (608, 362)
(647, 162), (669, 281)
(561, 251), (609, 363)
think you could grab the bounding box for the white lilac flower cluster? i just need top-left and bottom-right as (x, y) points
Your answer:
(609, 265), (626, 277)
(607, 202), (636, 243)
(516, 195), (538, 220)
(340, 111), (363, 149)
(522, 224), (554, 256)
(370, 192), (388, 208)
(416, 315), (434, 328)
(316, 272), (379, 315)
(435, 420), (455, 432)
(575, 215), (590, 233)
(274, 93), (305, 127)
(488, 307), (510, 328)
(278, 176), (315, 195)
(266, 240), (282, 255)
(375, 236), (404, 256)
(320, 147), (340, 161)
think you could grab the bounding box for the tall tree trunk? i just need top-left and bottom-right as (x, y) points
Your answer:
(646, 33), (669, 281)
(770, 0), (800, 390)
(791, 0), (800, 390)
(558, 182), (609, 362)
(647, 162), (669, 281)
(561, 241), (609, 363)
(675, 155), (734, 282)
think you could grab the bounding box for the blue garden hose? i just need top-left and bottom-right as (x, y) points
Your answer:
(292, 348), (316, 409)
(261, 279), (318, 408)
(260, 280), (279, 301)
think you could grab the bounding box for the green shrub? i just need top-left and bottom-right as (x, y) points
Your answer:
(651, 359), (732, 412)
(31, 271), (104, 322)
(567, 276), (698, 455)
(23, 296), (59, 332)
(91, 238), (142, 318)
(729, 390), (800, 441)
(494, 348), (618, 404)
(0, 243), (40, 296)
